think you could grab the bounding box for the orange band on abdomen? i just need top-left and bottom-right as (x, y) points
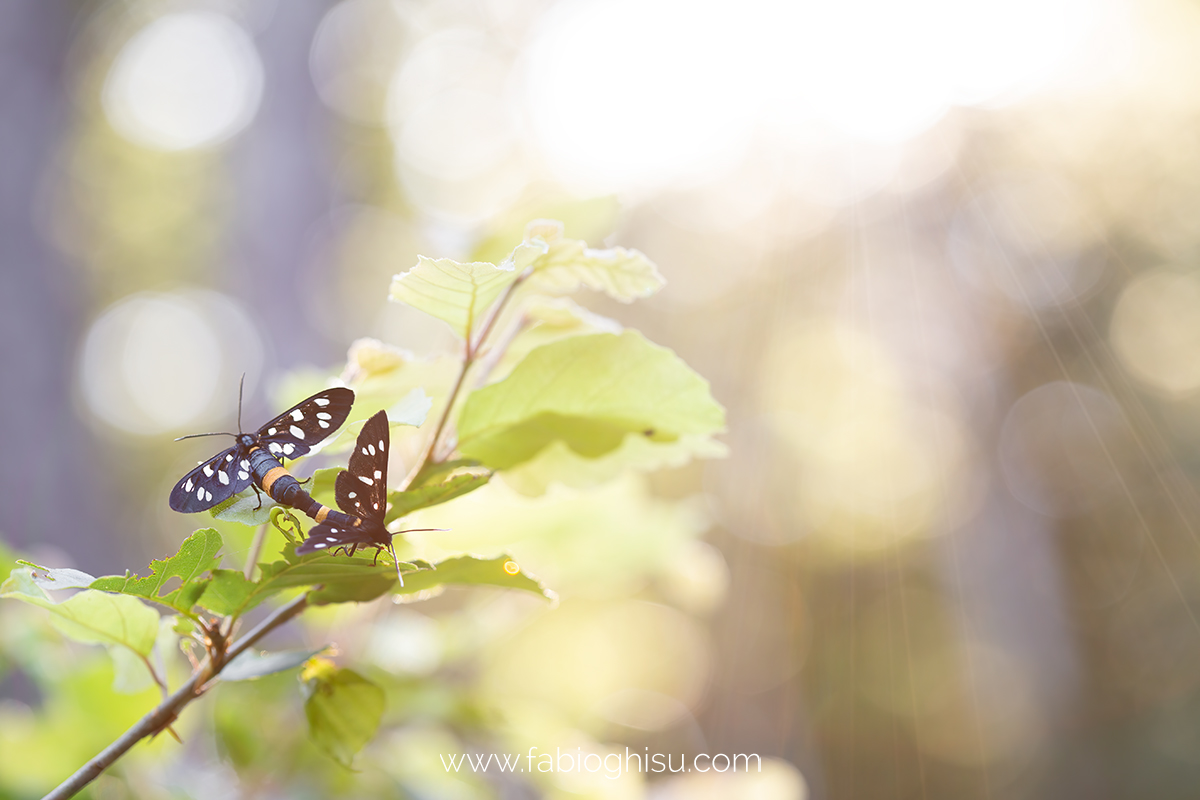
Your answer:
(315, 507), (330, 523)
(261, 466), (289, 495)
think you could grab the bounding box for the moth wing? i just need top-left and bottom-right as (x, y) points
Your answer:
(334, 410), (389, 525)
(169, 446), (251, 512)
(296, 522), (377, 555)
(257, 387), (355, 460)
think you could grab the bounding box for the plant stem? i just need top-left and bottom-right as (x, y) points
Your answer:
(244, 524), (268, 580)
(400, 270), (530, 490)
(42, 594), (309, 800)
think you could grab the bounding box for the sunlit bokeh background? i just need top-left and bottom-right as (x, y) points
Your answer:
(5, 0), (1200, 796)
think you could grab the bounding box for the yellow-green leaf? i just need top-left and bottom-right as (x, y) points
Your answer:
(2, 569), (159, 656)
(525, 219), (664, 301)
(457, 331), (725, 470)
(90, 529), (223, 613)
(385, 471), (491, 525)
(388, 244), (545, 340)
(395, 554), (552, 600)
(303, 663), (385, 767)
(500, 434), (728, 496)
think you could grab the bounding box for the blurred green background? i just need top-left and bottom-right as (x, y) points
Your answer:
(4, 0), (1200, 797)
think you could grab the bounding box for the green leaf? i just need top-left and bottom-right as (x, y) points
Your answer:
(107, 645), (153, 694)
(0, 537), (16, 579)
(303, 661), (385, 767)
(195, 570), (256, 617)
(1, 569), (159, 656)
(389, 246), (543, 340)
(396, 555), (553, 600)
(389, 387), (435, 427)
(524, 219), (664, 301)
(411, 458), (483, 488)
(385, 471), (491, 525)
(200, 551), (547, 614)
(457, 331), (726, 470)
(198, 551), (416, 616)
(90, 529), (223, 613)
(307, 568), (402, 606)
(270, 506), (305, 543)
(223, 647), (327, 682)
(211, 490), (277, 527)
(499, 435), (728, 497)
(309, 467), (339, 509)
(20, 564), (98, 591)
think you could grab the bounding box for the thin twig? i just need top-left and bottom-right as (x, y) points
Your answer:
(138, 655), (182, 743)
(43, 594), (310, 800)
(244, 524), (268, 581)
(399, 270), (531, 491)
(471, 311), (532, 389)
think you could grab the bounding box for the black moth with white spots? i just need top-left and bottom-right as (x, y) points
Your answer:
(169, 388), (355, 513)
(297, 409), (391, 556)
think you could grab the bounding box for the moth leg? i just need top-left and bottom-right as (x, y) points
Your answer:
(251, 483), (264, 511)
(348, 543), (359, 558)
(371, 548), (382, 566)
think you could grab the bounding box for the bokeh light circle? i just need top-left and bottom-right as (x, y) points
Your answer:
(102, 11), (263, 151)
(79, 290), (264, 435)
(1111, 269), (1200, 396)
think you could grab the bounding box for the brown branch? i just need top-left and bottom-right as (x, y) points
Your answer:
(42, 594), (310, 800)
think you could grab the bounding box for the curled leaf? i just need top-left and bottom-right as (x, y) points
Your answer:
(303, 662), (385, 767)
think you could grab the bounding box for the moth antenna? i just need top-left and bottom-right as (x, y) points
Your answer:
(390, 541), (404, 588)
(174, 432), (236, 442)
(237, 373), (246, 434)
(395, 528), (449, 534)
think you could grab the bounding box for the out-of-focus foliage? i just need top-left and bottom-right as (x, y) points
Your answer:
(9, 0), (1200, 797)
(302, 659), (386, 767)
(0, 212), (717, 796)
(2, 570), (159, 657)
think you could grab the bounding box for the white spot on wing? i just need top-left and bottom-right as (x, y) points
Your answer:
(218, 471), (229, 485)
(291, 409), (304, 421)
(348, 492), (356, 498)
(238, 470), (249, 480)
(268, 428), (277, 436)
(270, 443), (283, 454)
(374, 470), (382, 479)
(241, 460), (250, 470)
(315, 398), (330, 406)
(378, 439), (385, 452)
(290, 425), (305, 439)
(367, 444), (376, 456)
(362, 447), (369, 455)
(185, 479), (193, 491)
(226, 454), (233, 462)
(313, 543), (326, 549)
(316, 412), (331, 420)
(318, 420), (329, 428)
(357, 475), (373, 485)
(203, 464), (213, 477)
(283, 443), (295, 455)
